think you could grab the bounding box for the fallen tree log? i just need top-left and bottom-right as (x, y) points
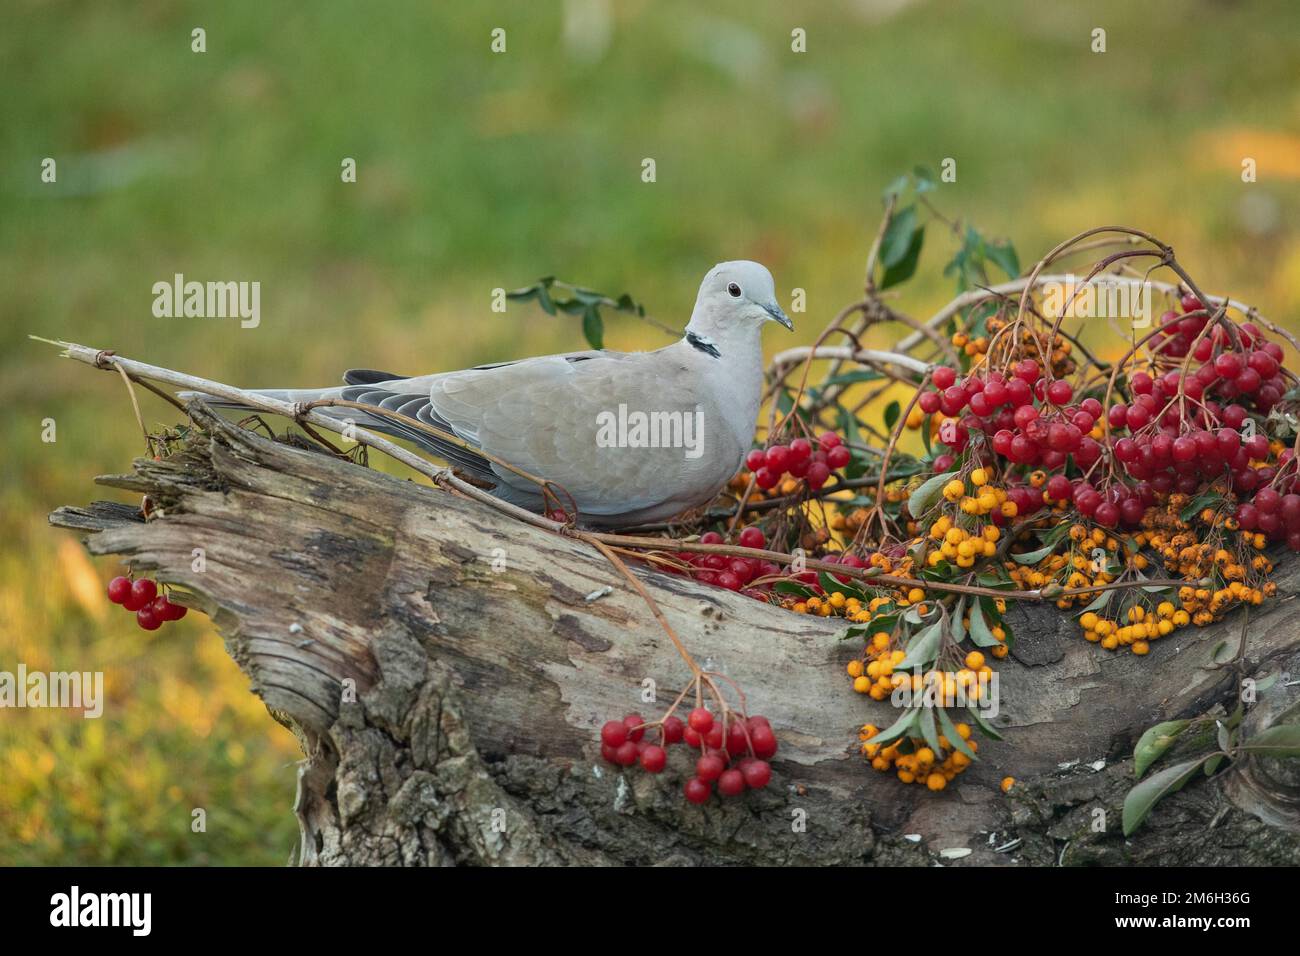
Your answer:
(50, 404), (1300, 866)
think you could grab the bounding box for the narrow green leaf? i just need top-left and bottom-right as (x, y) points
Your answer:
(884, 400), (901, 432)
(950, 596), (967, 644)
(968, 598), (999, 648)
(582, 307), (604, 349)
(1122, 756), (1209, 836)
(919, 705), (944, 757)
(967, 704), (1004, 740)
(937, 705), (977, 760)
(1236, 722), (1300, 757)
(867, 707), (920, 747)
(880, 225), (925, 290)
(1133, 719), (1190, 779)
(899, 621), (943, 669)
(907, 470), (956, 521)
(985, 240), (1020, 279)
(1011, 544), (1056, 565)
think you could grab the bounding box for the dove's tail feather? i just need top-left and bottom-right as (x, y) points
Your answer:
(176, 385), (502, 487)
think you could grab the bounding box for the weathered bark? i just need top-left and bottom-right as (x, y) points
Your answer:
(50, 405), (1300, 866)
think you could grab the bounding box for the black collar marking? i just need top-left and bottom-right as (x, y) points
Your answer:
(686, 331), (721, 358)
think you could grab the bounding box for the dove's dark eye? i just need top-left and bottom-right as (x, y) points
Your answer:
(727, 282), (742, 297)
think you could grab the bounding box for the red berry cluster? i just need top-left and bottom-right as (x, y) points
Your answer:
(599, 707), (776, 803)
(1103, 298), (1295, 540)
(745, 432), (851, 492)
(106, 575), (187, 631)
(665, 526), (783, 596)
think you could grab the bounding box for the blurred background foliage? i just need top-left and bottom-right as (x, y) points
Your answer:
(2, 0), (1299, 864)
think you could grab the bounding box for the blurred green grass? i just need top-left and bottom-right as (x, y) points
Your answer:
(3, 0), (1299, 864)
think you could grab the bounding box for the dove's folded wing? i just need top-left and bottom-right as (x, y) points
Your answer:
(425, 347), (733, 516)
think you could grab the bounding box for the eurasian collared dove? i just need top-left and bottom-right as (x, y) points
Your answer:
(186, 261), (792, 527)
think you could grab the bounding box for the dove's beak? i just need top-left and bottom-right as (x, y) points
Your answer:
(763, 302), (794, 330)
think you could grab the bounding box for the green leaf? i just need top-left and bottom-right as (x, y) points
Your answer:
(582, 307), (604, 349)
(1080, 589), (1114, 614)
(821, 370), (884, 388)
(1011, 543), (1056, 565)
(967, 704), (1004, 740)
(968, 598), (1000, 648)
(1216, 721), (1233, 753)
(1122, 756), (1209, 836)
(1133, 719), (1190, 779)
(937, 706), (977, 760)
(867, 707), (920, 747)
(818, 571), (866, 601)
(884, 400), (901, 432)
(537, 285), (557, 315)
(907, 470), (956, 521)
(772, 580), (815, 598)
(880, 225), (925, 290)
(919, 705), (944, 757)
(1237, 722), (1300, 757)
(899, 621), (943, 669)
(880, 205), (919, 268)
(1179, 492), (1224, 524)
(950, 596), (967, 644)
(985, 240), (1020, 279)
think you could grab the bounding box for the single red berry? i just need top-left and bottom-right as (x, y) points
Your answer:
(1095, 502), (1120, 527)
(130, 578), (158, 606)
(1255, 487), (1281, 514)
(639, 744), (667, 773)
(749, 724), (778, 759)
(700, 531), (724, 545)
(738, 526), (765, 549)
(741, 759), (772, 789)
(688, 707), (714, 734)
(696, 754), (726, 782)
(805, 462), (831, 490)
(1014, 358), (1040, 383)
(717, 768), (746, 796)
(1046, 474), (1072, 501)
(136, 606), (162, 631)
(107, 576), (132, 605)
(684, 777), (712, 804)
(726, 722), (749, 756)
(601, 743), (620, 763)
(601, 720), (628, 748)
(150, 596), (176, 622)
(662, 715), (685, 745)
(745, 449), (765, 472)
(789, 437), (812, 461)
(826, 445), (851, 469)
(817, 432), (842, 450)
(1045, 380), (1073, 405)
(765, 444), (791, 473)
(623, 714), (646, 742)
(754, 467), (779, 490)
(704, 724), (725, 749)
(614, 741), (639, 766)
(1213, 352), (1242, 378)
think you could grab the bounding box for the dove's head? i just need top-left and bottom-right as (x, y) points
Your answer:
(687, 261), (793, 341)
